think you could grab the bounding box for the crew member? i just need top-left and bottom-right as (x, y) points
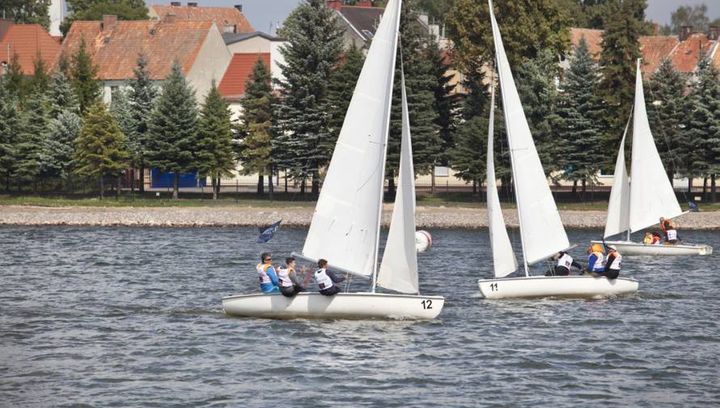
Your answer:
(602, 245), (622, 279)
(257, 252), (279, 294)
(277, 257), (306, 297)
(548, 251), (583, 276)
(586, 244), (605, 273)
(315, 259), (344, 296)
(660, 217), (679, 244)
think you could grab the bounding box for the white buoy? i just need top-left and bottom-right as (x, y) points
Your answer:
(415, 230), (432, 252)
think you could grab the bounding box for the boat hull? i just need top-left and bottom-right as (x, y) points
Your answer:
(591, 240), (712, 256)
(222, 292), (445, 320)
(478, 275), (638, 299)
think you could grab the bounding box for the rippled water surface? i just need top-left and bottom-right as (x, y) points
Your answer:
(1, 226), (719, 407)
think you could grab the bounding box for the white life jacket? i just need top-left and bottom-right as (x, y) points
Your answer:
(314, 268), (334, 290)
(257, 263), (271, 284)
(277, 267), (294, 288)
(590, 252), (605, 272)
(666, 229), (678, 241)
(607, 253), (622, 270)
(557, 253), (574, 269)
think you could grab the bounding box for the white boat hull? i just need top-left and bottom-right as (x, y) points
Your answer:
(222, 292), (444, 320)
(591, 240), (712, 256)
(478, 275), (638, 299)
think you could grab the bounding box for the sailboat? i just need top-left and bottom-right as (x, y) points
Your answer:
(591, 60), (713, 256)
(477, 0), (638, 299)
(222, 0), (444, 319)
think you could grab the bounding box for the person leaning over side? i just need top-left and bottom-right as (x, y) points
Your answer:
(257, 252), (280, 294)
(277, 257), (306, 298)
(586, 244), (606, 274)
(602, 245), (622, 279)
(314, 259), (344, 296)
(548, 251), (583, 276)
(659, 217), (679, 244)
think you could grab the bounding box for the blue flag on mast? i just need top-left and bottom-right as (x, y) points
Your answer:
(257, 220), (282, 243)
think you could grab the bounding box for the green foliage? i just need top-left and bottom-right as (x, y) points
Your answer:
(275, 0), (344, 193)
(447, 0), (570, 72)
(74, 102), (130, 196)
(147, 62), (199, 197)
(16, 92), (50, 184)
(0, 76), (21, 189)
(239, 59), (274, 179)
(126, 54), (158, 190)
(109, 89), (135, 141)
(556, 37), (605, 188)
(70, 38), (101, 114)
(48, 71), (80, 116)
(28, 56), (50, 95)
(663, 4), (720, 35)
(62, 0), (148, 35)
(196, 82), (235, 198)
(433, 48), (463, 166)
(1, 0), (51, 29)
(646, 58), (685, 180)
(4, 53), (26, 98)
(326, 44), (364, 141)
(450, 115), (487, 187)
(44, 110), (82, 180)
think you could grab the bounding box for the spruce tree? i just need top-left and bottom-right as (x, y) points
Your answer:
(433, 49), (462, 167)
(70, 38), (101, 114)
(48, 71), (80, 117)
(147, 61), (199, 199)
(449, 115), (487, 193)
(16, 92), (50, 190)
(0, 75), (21, 191)
(74, 103), (130, 199)
(646, 58), (686, 182)
(28, 56), (50, 95)
(556, 37), (605, 193)
(196, 82), (235, 200)
(44, 71), (82, 185)
(275, 0), (344, 195)
(127, 55), (158, 193)
(238, 58), (275, 196)
(326, 44), (364, 142)
(5, 53), (26, 98)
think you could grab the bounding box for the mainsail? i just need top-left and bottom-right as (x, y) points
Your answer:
(628, 59), (682, 232)
(300, 0), (402, 278)
(604, 119), (631, 238)
(486, 79), (518, 277)
(489, 0), (569, 267)
(378, 69), (419, 294)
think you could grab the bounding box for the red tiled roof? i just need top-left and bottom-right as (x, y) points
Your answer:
(570, 28), (603, 58)
(60, 20), (213, 80)
(218, 53), (270, 100)
(667, 33), (713, 73)
(151, 5), (253, 33)
(638, 35), (678, 74)
(0, 22), (61, 75)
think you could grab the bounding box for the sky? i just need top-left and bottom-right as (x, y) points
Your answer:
(144, 1), (720, 33)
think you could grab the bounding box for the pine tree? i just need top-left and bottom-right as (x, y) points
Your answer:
(196, 82), (235, 200)
(450, 115), (487, 193)
(556, 37), (605, 193)
(326, 44), (364, 142)
(70, 38), (101, 114)
(275, 0), (344, 195)
(646, 58), (686, 182)
(74, 103), (130, 199)
(28, 55), (50, 95)
(433, 48), (462, 167)
(598, 0), (645, 153)
(0, 75), (21, 191)
(43, 71), (82, 185)
(15, 92), (50, 189)
(110, 89), (135, 139)
(147, 61), (199, 199)
(5, 53), (26, 98)
(48, 71), (80, 117)
(238, 58), (275, 195)
(127, 55), (158, 193)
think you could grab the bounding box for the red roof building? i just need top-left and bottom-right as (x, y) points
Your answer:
(218, 53), (271, 101)
(149, 3), (254, 34)
(0, 20), (61, 75)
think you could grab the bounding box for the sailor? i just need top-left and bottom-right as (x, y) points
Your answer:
(257, 252), (280, 294)
(659, 217), (679, 244)
(586, 244), (605, 274)
(601, 245), (622, 279)
(643, 232), (653, 245)
(314, 259), (344, 296)
(277, 257), (306, 297)
(548, 251), (583, 276)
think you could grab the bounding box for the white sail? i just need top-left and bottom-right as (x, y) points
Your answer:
(489, 0), (569, 266)
(486, 80), (518, 277)
(378, 70), (419, 294)
(300, 0), (401, 277)
(603, 120), (631, 238)
(629, 59), (682, 232)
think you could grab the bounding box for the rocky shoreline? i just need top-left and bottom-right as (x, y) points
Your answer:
(1, 205), (719, 230)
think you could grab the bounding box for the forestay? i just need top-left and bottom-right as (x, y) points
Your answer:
(486, 80), (517, 277)
(489, 0), (569, 266)
(604, 119), (631, 238)
(378, 69), (419, 294)
(300, 0), (401, 278)
(629, 60), (682, 232)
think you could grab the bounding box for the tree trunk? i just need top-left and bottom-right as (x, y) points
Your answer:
(215, 176), (221, 199)
(581, 178), (587, 194)
(572, 179), (577, 194)
(130, 168), (135, 194)
(99, 175), (104, 200)
(284, 170), (288, 193)
(116, 175), (121, 200)
(711, 174), (717, 203)
(267, 165), (274, 200)
(173, 173), (179, 199)
(702, 177), (708, 194)
(139, 165), (145, 193)
(431, 166), (436, 195)
(472, 179), (477, 195)
(212, 175), (218, 200)
(257, 172), (264, 195)
(387, 175), (396, 197)
(688, 177), (693, 194)
(311, 170), (320, 195)
(300, 178), (306, 195)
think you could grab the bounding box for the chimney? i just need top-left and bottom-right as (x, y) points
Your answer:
(234, 4), (242, 12)
(170, 1), (181, 6)
(680, 25), (692, 41)
(709, 26), (719, 41)
(102, 15), (117, 30)
(188, 2), (198, 7)
(357, 1), (373, 7)
(164, 13), (177, 24)
(326, 1), (341, 11)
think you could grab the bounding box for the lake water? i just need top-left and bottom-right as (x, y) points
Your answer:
(1, 226), (718, 407)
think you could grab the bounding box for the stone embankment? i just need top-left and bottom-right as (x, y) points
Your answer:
(1, 205), (719, 230)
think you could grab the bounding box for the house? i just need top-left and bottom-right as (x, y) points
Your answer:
(569, 26), (720, 75)
(326, 0), (383, 49)
(148, 2), (254, 34)
(0, 20), (61, 75)
(59, 15), (232, 103)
